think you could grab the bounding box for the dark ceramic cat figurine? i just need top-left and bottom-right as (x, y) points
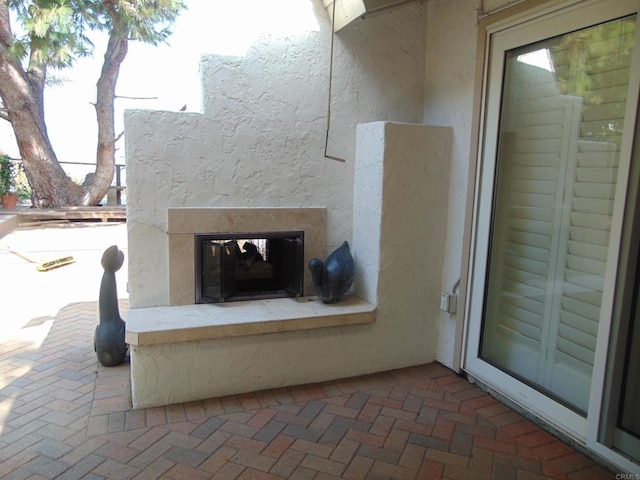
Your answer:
(309, 241), (355, 304)
(94, 245), (128, 366)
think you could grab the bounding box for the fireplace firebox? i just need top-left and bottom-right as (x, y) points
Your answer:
(195, 231), (304, 303)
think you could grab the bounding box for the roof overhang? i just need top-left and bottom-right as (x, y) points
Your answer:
(323, 0), (422, 32)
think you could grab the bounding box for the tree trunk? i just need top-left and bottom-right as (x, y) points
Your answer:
(0, 2), (123, 208)
(82, 23), (129, 206)
(0, 0), (182, 208)
(0, 52), (83, 207)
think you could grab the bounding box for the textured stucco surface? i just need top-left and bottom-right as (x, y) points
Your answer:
(353, 122), (452, 368)
(129, 122), (451, 408)
(124, 1), (436, 406)
(423, 0), (481, 370)
(125, 1), (425, 309)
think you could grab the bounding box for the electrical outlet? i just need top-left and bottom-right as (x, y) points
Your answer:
(440, 293), (450, 312)
(440, 292), (457, 314)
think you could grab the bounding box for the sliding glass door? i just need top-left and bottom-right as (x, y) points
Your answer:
(613, 269), (640, 460)
(480, 15), (635, 414)
(465, 0), (640, 468)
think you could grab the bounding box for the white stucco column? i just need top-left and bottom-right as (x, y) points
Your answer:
(353, 121), (452, 364)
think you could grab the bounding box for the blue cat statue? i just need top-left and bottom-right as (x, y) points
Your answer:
(309, 241), (355, 304)
(94, 245), (128, 367)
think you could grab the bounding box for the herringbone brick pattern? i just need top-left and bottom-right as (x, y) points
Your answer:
(0, 299), (614, 479)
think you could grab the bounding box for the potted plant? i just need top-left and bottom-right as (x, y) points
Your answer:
(0, 154), (18, 210)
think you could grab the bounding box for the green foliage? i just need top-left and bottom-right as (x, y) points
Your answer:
(549, 15), (635, 143)
(98, 0), (187, 45)
(0, 155), (31, 200)
(552, 16), (635, 106)
(0, 155), (15, 195)
(0, 0), (185, 206)
(6, 0), (186, 72)
(9, 0), (93, 69)
(14, 162), (32, 201)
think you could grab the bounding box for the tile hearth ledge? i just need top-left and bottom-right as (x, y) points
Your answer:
(125, 294), (376, 346)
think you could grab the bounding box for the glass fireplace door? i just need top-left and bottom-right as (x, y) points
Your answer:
(196, 232), (304, 303)
(200, 239), (237, 302)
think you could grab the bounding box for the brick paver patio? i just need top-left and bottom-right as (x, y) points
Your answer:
(0, 223), (614, 479)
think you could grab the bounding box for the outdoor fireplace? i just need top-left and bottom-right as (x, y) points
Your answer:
(195, 231), (304, 303)
(165, 208), (325, 307)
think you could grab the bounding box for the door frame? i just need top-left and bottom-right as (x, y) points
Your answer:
(460, 0), (640, 471)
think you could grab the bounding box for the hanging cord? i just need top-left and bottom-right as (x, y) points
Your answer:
(324, 0), (346, 162)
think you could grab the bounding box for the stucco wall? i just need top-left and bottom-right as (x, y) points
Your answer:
(423, 0), (481, 370)
(129, 122), (452, 407)
(353, 122), (452, 365)
(125, 0), (426, 309)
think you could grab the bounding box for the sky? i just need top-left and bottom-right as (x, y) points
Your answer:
(0, 0), (320, 177)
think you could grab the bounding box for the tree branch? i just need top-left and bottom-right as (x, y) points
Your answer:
(0, 2), (12, 49)
(115, 95), (158, 100)
(27, 43), (47, 96)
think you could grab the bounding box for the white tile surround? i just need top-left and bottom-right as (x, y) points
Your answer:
(126, 295), (376, 346)
(166, 207), (327, 305)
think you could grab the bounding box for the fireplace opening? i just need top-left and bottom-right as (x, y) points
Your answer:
(195, 231), (304, 303)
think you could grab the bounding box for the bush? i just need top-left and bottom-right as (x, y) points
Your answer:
(0, 155), (32, 201)
(0, 155), (15, 195)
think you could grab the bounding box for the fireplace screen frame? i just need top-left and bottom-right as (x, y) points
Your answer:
(195, 231), (304, 303)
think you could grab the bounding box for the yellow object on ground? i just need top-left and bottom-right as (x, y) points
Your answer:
(37, 256), (75, 271)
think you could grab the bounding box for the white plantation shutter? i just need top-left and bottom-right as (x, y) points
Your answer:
(483, 63), (574, 390)
(548, 139), (617, 406)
